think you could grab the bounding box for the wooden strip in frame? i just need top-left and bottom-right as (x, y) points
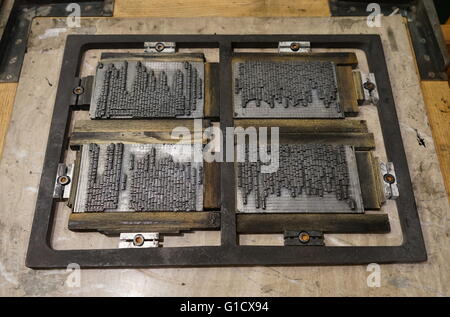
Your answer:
(232, 52), (358, 66)
(69, 119), (209, 147)
(234, 119), (368, 133)
(203, 162), (221, 210)
(237, 213), (390, 234)
(356, 151), (385, 209)
(278, 132), (375, 150)
(336, 65), (359, 115)
(204, 62), (220, 118)
(68, 211), (221, 234)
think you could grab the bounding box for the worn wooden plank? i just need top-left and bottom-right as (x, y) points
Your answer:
(372, 155), (384, 205)
(70, 131), (204, 146)
(69, 211), (221, 233)
(114, 0), (331, 18)
(203, 162), (221, 210)
(70, 119), (209, 147)
(353, 71), (365, 104)
(336, 66), (359, 115)
(232, 53), (358, 67)
(72, 119), (206, 133)
(234, 119), (368, 133)
(278, 132), (375, 150)
(204, 62), (220, 118)
(0, 83), (17, 158)
(236, 213), (391, 234)
(100, 53), (205, 63)
(356, 151), (385, 209)
(421, 81), (450, 202)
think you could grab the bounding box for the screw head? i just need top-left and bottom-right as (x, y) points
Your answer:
(133, 234), (145, 247)
(155, 42), (165, 52)
(298, 232), (310, 244)
(363, 81), (376, 91)
(383, 173), (396, 184)
(73, 86), (84, 95)
(57, 175), (71, 186)
(290, 42), (300, 52)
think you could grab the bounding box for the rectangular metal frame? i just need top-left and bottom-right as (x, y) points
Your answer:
(26, 34), (426, 268)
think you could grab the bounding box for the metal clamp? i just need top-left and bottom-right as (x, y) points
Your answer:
(53, 163), (74, 199)
(354, 71), (379, 105)
(119, 233), (160, 248)
(278, 41), (311, 53)
(70, 76), (94, 108)
(380, 162), (399, 200)
(144, 42), (176, 53)
(284, 230), (324, 246)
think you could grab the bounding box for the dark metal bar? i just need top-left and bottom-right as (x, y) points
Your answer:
(237, 214), (391, 234)
(219, 40), (237, 247)
(68, 212), (221, 233)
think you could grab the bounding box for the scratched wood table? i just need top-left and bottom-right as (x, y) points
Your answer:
(0, 11), (449, 296)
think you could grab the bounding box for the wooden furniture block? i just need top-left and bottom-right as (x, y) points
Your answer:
(204, 63), (220, 118)
(278, 132), (375, 150)
(114, 0), (331, 18)
(336, 66), (359, 115)
(234, 119), (375, 149)
(69, 211), (221, 234)
(235, 119), (368, 133)
(69, 119), (209, 147)
(232, 52), (358, 67)
(237, 213), (390, 234)
(203, 161), (221, 210)
(356, 151), (385, 209)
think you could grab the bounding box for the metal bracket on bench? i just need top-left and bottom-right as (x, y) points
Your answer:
(284, 230), (325, 246)
(380, 162), (399, 200)
(278, 41), (311, 53)
(354, 71), (379, 105)
(53, 163), (74, 199)
(119, 233), (160, 248)
(144, 42), (176, 53)
(69, 76), (94, 108)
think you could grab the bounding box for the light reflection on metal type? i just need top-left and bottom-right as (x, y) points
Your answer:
(90, 60), (204, 119)
(74, 143), (203, 213)
(233, 60), (342, 118)
(237, 144), (364, 213)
